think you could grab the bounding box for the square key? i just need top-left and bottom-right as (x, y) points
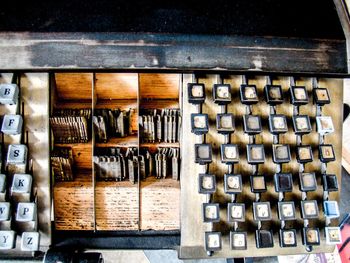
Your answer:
(319, 144), (335, 163)
(316, 116), (334, 135)
(227, 203), (245, 222)
(230, 231), (247, 250)
(253, 202), (272, 221)
(188, 83), (205, 104)
(303, 228), (320, 246)
(217, 114), (235, 134)
(269, 115), (288, 134)
(213, 84), (231, 105)
(0, 84), (19, 105)
(243, 115), (262, 135)
(240, 84), (258, 104)
(194, 144), (212, 164)
(274, 173), (293, 192)
(221, 144), (239, 164)
(301, 200), (319, 219)
(256, 230), (274, 248)
(11, 174), (32, 194)
(205, 231), (222, 251)
(279, 229), (297, 247)
(21, 232), (40, 251)
(278, 201), (296, 220)
(313, 88), (331, 105)
(202, 203), (220, 223)
(265, 85), (284, 105)
(16, 202), (36, 222)
(247, 144), (265, 164)
(292, 115), (312, 135)
(290, 86), (308, 105)
(191, 114), (209, 135)
(250, 175), (267, 193)
(0, 230), (16, 249)
(7, 144), (28, 164)
(272, 145), (291, 164)
(325, 227), (342, 244)
(296, 145), (313, 163)
(0, 202), (11, 221)
(224, 174), (242, 194)
(322, 174), (338, 192)
(1, 114), (23, 135)
(198, 174), (216, 194)
(299, 173), (317, 192)
(323, 200), (340, 219)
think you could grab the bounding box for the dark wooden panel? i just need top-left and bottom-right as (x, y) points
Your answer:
(0, 33), (347, 74)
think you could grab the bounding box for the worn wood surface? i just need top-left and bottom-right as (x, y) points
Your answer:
(55, 73), (93, 100)
(180, 74), (343, 258)
(0, 33), (346, 74)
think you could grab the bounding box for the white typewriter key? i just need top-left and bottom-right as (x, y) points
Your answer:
(301, 200), (319, 219)
(11, 174), (32, 194)
(253, 202), (272, 221)
(325, 227), (342, 244)
(0, 84), (19, 105)
(0, 202), (11, 221)
(228, 203), (245, 222)
(230, 232), (247, 250)
(16, 203), (36, 222)
(7, 144), (28, 164)
(0, 230), (16, 249)
(1, 114), (23, 135)
(0, 174), (6, 201)
(21, 232), (40, 251)
(202, 203), (220, 222)
(205, 231), (222, 251)
(316, 116), (334, 135)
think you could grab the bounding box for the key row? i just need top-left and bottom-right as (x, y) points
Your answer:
(191, 113), (334, 136)
(0, 231), (39, 251)
(205, 226), (341, 251)
(194, 143), (335, 165)
(202, 200), (339, 223)
(198, 173), (338, 194)
(188, 83), (331, 106)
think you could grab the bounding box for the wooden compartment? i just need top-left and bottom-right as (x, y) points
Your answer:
(52, 73), (94, 230)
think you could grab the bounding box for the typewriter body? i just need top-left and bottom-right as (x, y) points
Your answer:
(0, 0), (349, 260)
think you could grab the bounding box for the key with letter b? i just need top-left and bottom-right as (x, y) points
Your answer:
(0, 84), (19, 105)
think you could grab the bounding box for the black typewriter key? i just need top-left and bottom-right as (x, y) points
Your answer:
(265, 85), (284, 105)
(230, 231), (247, 250)
(247, 144), (265, 164)
(292, 115), (312, 135)
(296, 145), (313, 163)
(202, 203), (220, 222)
(194, 144), (212, 164)
(188, 83), (205, 104)
(272, 144), (291, 164)
(243, 115), (262, 135)
(290, 86), (308, 105)
(279, 229), (297, 247)
(191, 114), (209, 135)
(269, 115), (288, 134)
(198, 174), (216, 194)
(322, 174), (338, 192)
(221, 144), (239, 164)
(217, 113), (235, 134)
(213, 84), (231, 105)
(227, 203), (245, 222)
(240, 84), (258, 104)
(316, 116), (334, 135)
(256, 230), (274, 248)
(325, 227), (342, 244)
(274, 173), (293, 192)
(250, 175), (267, 193)
(313, 88), (331, 105)
(299, 172), (317, 192)
(302, 228), (320, 246)
(205, 231), (222, 251)
(278, 201), (296, 220)
(224, 174), (242, 194)
(301, 200), (319, 219)
(319, 144), (335, 163)
(253, 202), (272, 221)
